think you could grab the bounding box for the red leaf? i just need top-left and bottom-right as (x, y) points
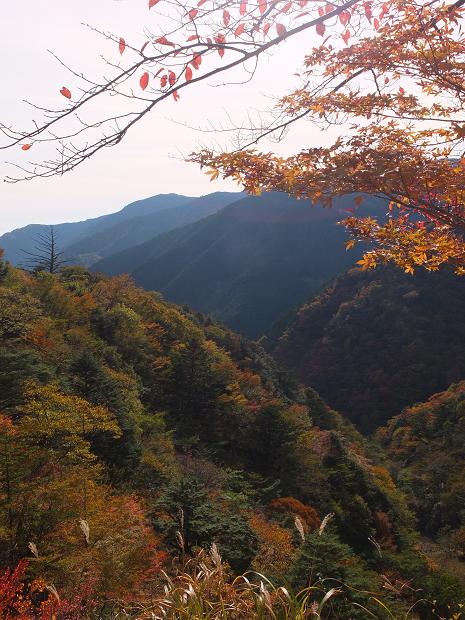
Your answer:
(60, 86), (72, 99)
(399, 86), (405, 95)
(189, 8), (198, 19)
(384, 76), (389, 84)
(214, 33), (225, 57)
(148, 0), (159, 8)
(140, 72), (149, 90)
(316, 22), (325, 36)
(318, 6), (324, 16)
(298, 0), (308, 5)
(263, 22), (272, 36)
(364, 1), (372, 21)
(191, 54), (202, 69)
(160, 75), (168, 87)
(173, 90), (180, 101)
(21, 144), (32, 151)
(276, 23), (286, 36)
(325, 3), (335, 13)
(223, 9), (231, 25)
(259, 0), (267, 14)
(168, 70), (176, 86)
(155, 36), (175, 47)
(235, 23), (246, 37)
(339, 10), (350, 26)
(280, 2), (292, 13)
(187, 35), (199, 41)
(185, 66), (193, 81)
(119, 37), (126, 55)
(197, 0), (207, 4)
(373, 17), (379, 30)
(240, 0), (247, 15)
(342, 30), (350, 44)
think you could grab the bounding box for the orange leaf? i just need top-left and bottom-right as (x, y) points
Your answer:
(223, 9), (231, 25)
(240, 0), (247, 15)
(235, 23), (246, 37)
(276, 23), (286, 36)
(140, 72), (149, 90)
(160, 75), (168, 88)
(60, 87), (72, 99)
(21, 144), (32, 151)
(168, 70), (176, 86)
(316, 22), (325, 36)
(185, 66), (193, 81)
(355, 195), (364, 207)
(148, 0), (159, 8)
(119, 37), (126, 55)
(259, 0), (267, 14)
(173, 90), (180, 101)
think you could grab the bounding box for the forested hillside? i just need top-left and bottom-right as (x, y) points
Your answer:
(1, 253), (462, 617)
(274, 267), (465, 433)
(379, 382), (465, 563)
(95, 193), (383, 336)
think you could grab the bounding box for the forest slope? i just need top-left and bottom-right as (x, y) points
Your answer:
(1, 256), (461, 616)
(274, 267), (465, 432)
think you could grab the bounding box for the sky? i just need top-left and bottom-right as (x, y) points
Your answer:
(0, 1), (337, 234)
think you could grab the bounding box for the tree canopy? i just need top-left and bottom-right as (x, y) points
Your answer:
(3, 0), (465, 273)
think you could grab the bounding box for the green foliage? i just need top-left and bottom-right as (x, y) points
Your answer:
(0, 263), (460, 611)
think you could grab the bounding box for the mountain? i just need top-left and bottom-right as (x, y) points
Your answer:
(274, 266), (465, 433)
(63, 192), (242, 266)
(0, 192), (241, 267)
(95, 192), (385, 337)
(2, 256), (460, 616)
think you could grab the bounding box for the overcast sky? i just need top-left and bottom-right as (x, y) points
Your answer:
(0, 1), (337, 234)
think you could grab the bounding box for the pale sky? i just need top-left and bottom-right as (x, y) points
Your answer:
(0, 1), (338, 234)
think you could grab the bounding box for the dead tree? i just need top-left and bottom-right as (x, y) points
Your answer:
(21, 226), (67, 274)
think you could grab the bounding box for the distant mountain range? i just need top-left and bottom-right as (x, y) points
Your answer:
(1, 189), (386, 336)
(0, 192), (241, 267)
(94, 193), (385, 336)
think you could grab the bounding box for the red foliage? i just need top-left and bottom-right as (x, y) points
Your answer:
(269, 497), (320, 531)
(0, 560), (53, 620)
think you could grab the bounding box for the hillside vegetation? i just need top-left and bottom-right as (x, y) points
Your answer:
(274, 267), (465, 432)
(1, 255), (462, 617)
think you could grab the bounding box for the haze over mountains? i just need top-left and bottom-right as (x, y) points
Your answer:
(0, 192), (240, 267)
(1, 190), (383, 336)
